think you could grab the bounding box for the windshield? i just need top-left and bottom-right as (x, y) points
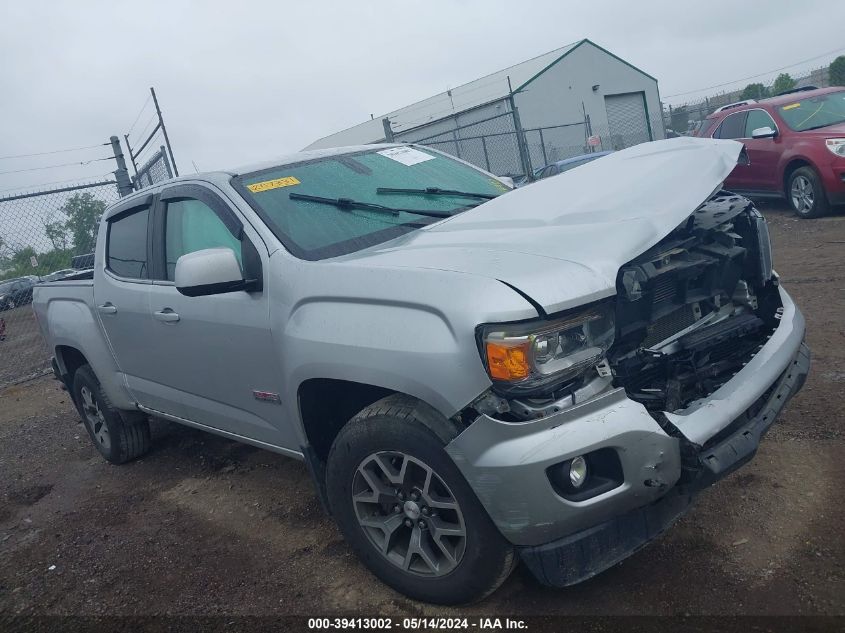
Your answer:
(234, 147), (506, 260)
(777, 90), (845, 131)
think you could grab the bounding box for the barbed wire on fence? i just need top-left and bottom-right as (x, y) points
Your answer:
(663, 64), (834, 132)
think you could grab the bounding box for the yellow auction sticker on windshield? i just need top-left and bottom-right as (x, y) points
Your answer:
(246, 176), (301, 193)
(782, 103), (801, 110)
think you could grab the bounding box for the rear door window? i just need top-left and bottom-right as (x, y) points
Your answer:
(107, 207), (150, 279)
(714, 112), (748, 139)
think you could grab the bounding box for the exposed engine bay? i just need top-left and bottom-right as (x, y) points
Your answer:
(608, 191), (781, 413)
(467, 190), (784, 424)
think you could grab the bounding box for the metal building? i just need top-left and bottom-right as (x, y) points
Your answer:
(304, 39), (664, 176)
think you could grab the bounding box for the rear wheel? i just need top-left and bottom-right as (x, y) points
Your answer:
(72, 364), (151, 464)
(326, 394), (516, 604)
(788, 166), (829, 218)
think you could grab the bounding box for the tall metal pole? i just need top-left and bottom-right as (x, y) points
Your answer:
(123, 134), (139, 178)
(150, 87), (179, 176)
(382, 117), (395, 142)
(110, 136), (134, 197)
(507, 76), (533, 181)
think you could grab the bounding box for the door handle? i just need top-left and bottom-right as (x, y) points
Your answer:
(153, 309), (180, 323)
(97, 303), (117, 315)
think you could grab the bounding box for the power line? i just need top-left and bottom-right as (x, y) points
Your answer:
(130, 112), (158, 147)
(0, 172), (115, 195)
(126, 94), (152, 136)
(0, 156), (114, 176)
(664, 46), (845, 100)
(0, 142), (110, 161)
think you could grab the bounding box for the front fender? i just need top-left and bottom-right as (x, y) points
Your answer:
(275, 257), (539, 435)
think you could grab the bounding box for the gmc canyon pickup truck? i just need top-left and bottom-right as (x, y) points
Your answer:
(33, 139), (810, 604)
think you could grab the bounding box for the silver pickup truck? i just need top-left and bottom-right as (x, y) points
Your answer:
(33, 139), (809, 604)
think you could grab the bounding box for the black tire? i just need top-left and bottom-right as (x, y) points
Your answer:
(326, 394), (516, 605)
(72, 364), (151, 464)
(788, 166), (829, 219)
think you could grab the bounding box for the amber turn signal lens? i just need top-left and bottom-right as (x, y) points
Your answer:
(485, 341), (531, 381)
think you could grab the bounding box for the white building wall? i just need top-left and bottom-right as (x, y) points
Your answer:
(304, 40), (663, 173)
(515, 41), (664, 139)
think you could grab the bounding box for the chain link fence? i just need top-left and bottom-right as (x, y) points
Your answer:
(135, 145), (174, 189)
(394, 111), (525, 177)
(0, 180), (120, 388)
(398, 105), (663, 180)
(523, 122), (588, 168)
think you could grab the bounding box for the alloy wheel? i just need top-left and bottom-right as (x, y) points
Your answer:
(352, 451), (467, 577)
(80, 385), (111, 451)
(791, 175), (815, 214)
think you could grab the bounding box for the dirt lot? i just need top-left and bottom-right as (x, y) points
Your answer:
(0, 204), (843, 620)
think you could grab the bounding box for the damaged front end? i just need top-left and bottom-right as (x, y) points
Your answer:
(610, 191), (779, 414)
(446, 190), (810, 587)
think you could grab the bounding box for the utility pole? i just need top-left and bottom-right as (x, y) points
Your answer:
(109, 136), (134, 197)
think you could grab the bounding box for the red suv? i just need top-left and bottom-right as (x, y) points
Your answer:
(698, 87), (845, 218)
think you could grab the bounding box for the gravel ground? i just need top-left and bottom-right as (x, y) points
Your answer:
(0, 203), (843, 620)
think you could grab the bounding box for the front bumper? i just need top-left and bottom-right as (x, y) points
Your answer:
(520, 340), (809, 587)
(821, 160), (845, 205)
(445, 286), (809, 583)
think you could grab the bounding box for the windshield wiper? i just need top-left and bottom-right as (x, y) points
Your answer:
(376, 187), (498, 200)
(288, 193), (453, 218)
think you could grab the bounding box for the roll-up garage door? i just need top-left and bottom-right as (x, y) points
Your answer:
(604, 92), (652, 150)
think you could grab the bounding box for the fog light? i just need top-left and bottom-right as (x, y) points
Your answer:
(569, 456), (588, 488)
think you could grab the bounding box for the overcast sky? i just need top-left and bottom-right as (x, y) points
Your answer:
(2, 0), (844, 194)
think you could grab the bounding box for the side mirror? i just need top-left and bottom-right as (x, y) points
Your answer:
(497, 176), (515, 189)
(175, 248), (256, 297)
(751, 126), (777, 139)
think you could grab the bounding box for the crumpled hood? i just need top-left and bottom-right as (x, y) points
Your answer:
(342, 137), (745, 314)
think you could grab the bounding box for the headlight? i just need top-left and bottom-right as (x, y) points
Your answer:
(478, 301), (615, 394)
(825, 138), (845, 157)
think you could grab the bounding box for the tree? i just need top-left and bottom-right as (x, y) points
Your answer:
(741, 83), (769, 100)
(772, 73), (796, 95)
(830, 56), (845, 86)
(11, 246), (38, 271)
(59, 193), (106, 254)
(44, 212), (69, 251)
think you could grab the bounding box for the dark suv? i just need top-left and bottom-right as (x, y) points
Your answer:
(0, 277), (36, 311)
(699, 87), (845, 218)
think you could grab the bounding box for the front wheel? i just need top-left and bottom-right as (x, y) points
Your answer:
(326, 394), (516, 604)
(788, 166), (829, 218)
